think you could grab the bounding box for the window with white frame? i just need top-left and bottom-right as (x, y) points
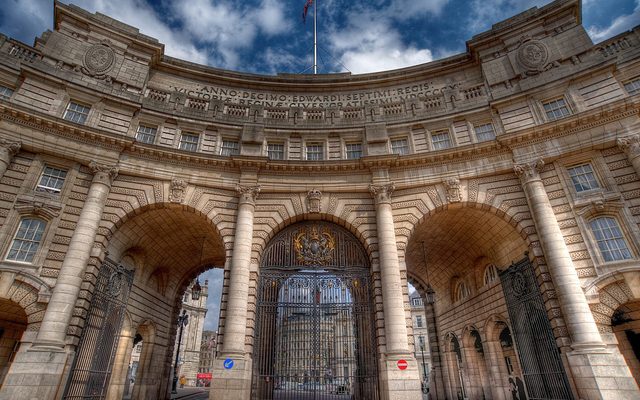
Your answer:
(484, 264), (499, 286)
(624, 78), (640, 95)
(431, 130), (452, 150)
(542, 98), (571, 121)
(416, 315), (424, 327)
(345, 142), (362, 159)
(306, 143), (323, 161)
(567, 163), (600, 192)
(267, 142), (285, 160)
(63, 101), (91, 124)
(589, 217), (633, 262)
(390, 138), (409, 155)
(412, 297), (423, 306)
(454, 281), (470, 302)
(0, 86), (14, 100)
(136, 125), (157, 144)
(179, 132), (199, 152)
(36, 165), (67, 193)
(220, 139), (239, 156)
(6, 218), (46, 263)
(474, 123), (496, 142)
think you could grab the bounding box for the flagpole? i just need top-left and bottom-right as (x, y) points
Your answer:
(313, 0), (317, 74)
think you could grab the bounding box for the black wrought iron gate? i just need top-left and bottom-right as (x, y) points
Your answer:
(252, 222), (379, 400)
(63, 259), (134, 400)
(499, 256), (573, 400)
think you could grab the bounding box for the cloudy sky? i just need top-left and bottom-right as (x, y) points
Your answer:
(0, 0), (637, 330)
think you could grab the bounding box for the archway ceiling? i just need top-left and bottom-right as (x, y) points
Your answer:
(108, 208), (226, 281)
(0, 298), (28, 326)
(405, 207), (528, 291)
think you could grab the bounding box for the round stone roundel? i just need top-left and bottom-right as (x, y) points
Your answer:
(517, 40), (549, 71)
(84, 44), (115, 75)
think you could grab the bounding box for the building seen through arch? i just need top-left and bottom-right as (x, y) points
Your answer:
(0, 1), (639, 399)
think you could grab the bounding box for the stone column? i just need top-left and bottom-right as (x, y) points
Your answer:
(617, 135), (640, 177)
(370, 183), (422, 400)
(514, 159), (640, 399)
(35, 161), (119, 348)
(0, 139), (21, 179)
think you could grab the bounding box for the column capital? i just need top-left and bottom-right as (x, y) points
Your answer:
(513, 159), (544, 184)
(0, 138), (21, 156)
(89, 161), (119, 187)
(370, 183), (395, 204)
(236, 184), (260, 205)
(617, 135), (640, 158)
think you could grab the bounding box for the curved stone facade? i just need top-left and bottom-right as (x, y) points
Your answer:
(0, 1), (639, 399)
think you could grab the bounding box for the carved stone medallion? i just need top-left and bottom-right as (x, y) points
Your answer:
(294, 225), (335, 266)
(517, 40), (548, 72)
(83, 43), (115, 77)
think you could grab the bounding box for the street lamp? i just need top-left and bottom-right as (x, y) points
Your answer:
(172, 309), (189, 394)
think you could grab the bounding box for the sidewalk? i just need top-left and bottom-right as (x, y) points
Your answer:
(170, 387), (209, 399)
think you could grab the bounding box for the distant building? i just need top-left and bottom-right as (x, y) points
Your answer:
(409, 291), (431, 389)
(198, 329), (218, 384)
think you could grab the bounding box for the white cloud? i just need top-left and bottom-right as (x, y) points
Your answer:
(586, 1), (640, 42)
(465, 0), (551, 33)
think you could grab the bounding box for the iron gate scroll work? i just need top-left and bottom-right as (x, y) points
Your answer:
(253, 222), (379, 400)
(63, 259), (134, 400)
(499, 256), (573, 400)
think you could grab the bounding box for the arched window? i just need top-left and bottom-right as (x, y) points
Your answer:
(6, 218), (46, 263)
(589, 217), (632, 262)
(454, 281), (470, 302)
(483, 264), (499, 286)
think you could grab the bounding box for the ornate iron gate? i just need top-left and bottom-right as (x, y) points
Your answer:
(499, 256), (573, 400)
(252, 222), (379, 400)
(63, 259), (134, 400)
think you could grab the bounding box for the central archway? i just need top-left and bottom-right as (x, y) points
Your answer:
(252, 221), (379, 400)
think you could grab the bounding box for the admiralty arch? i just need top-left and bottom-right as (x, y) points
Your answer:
(0, 1), (639, 399)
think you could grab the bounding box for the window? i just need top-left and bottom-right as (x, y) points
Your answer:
(6, 218), (46, 263)
(589, 217), (633, 262)
(36, 166), (67, 193)
(179, 132), (199, 152)
(220, 140), (240, 156)
(454, 281), (470, 302)
(568, 163), (599, 192)
(624, 78), (640, 95)
(431, 130), (452, 150)
(0, 86), (14, 100)
(543, 98), (571, 121)
(267, 143), (284, 160)
(418, 336), (425, 349)
(411, 297), (423, 306)
(306, 143), (323, 161)
(136, 125), (157, 144)
(474, 123), (496, 142)
(484, 264), (499, 286)
(390, 138), (409, 155)
(416, 315), (423, 328)
(345, 143), (362, 159)
(63, 101), (91, 124)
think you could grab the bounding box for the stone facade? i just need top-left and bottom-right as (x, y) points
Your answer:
(0, 1), (637, 400)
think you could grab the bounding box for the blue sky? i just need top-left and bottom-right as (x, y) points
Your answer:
(0, 0), (637, 331)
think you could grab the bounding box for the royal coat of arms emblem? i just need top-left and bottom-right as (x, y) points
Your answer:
(294, 225), (335, 266)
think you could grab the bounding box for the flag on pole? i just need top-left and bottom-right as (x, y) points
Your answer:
(303, 0), (314, 23)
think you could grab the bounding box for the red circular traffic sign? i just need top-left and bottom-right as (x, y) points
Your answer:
(397, 359), (408, 370)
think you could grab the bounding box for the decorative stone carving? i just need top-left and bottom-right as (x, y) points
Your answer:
(236, 184), (261, 205)
(0, 138), (21, 157)
(617, 135), (640, 158)
(82, 42), (115, 79)
(89, 161), (119, 187)
(513, 159), (544, 184)
(294, 225), (335, 266)
(307, 189), (322, 213)
(517, 39), (549, 74)
(14, 193), (62, 220)
(169, 179), (188, 203)
(369, 183), (395, 204)
(443, 178), (461, 203)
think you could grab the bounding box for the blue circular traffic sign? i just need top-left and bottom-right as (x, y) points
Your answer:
(224, 358), (234, 369)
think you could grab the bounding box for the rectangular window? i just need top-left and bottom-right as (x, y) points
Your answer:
(306, 143), (323, 161)
(431, 130), (452, 150)
(6, 218), (46, 263)
(416, 315), (423, 328)
(624, 78), (640, 95)
(36, 166), (67, 193)
(543, 98), (571, 121)
(220, 140), (239, 156)
(418, 336), (425, 348)
(345, 143), (362, 159)
(63, 101), (91, 124)
(0, 86), (14, 100)
(474, 123), (496, 142)
(590, 217), (633, 262)
(568, 163), (599, 192)
(267, 143), (285, 160)
(390, 138), (409, 155)
(179, 132), (199, 152)
(411, 297), (423, 306)
(136, 125), (157, 144)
